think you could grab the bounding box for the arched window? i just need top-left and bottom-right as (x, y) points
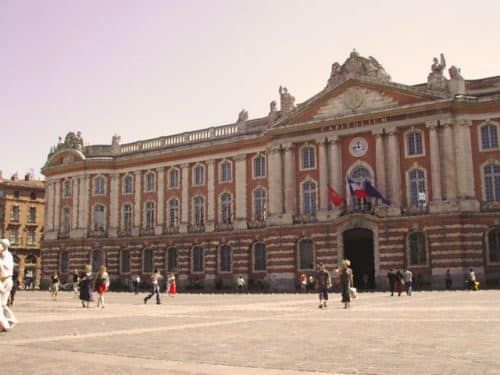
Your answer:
(302, 181), (317, 215)
(350, 166), (371, 181)
(192, 246), (204, 273)
(122, 204), (132, 232)
(193, 196), (204, 226)
(167, 247), (178, 272)
(254, 188), (266, 221)
(120, 249), (130, 274)
(408, 232), (427, 265)
(220, 193), (232, 224)
(145, 201), (155, 229)
(488, 228), (500, 263)
(253, 243), (266, 271)
(63, 180), (72, 197)
(406, 131), (424, 156)
(298, 239), (314, 270)
(481, 123), (499, 150)
(193, 165), (205, 186)
(91, 249), (104, 273)
(301, 145), (315, 169)
(123, 175), (133, 194)
(484, 163), (500, 201)
(61, 207), (71, 234)
(169, 168), (179, 188)
(60, 251), (69, 273)
(220, 245), (232, 272)
(145, 172), (156, 192)
(408, 169), (426, 206)
(168, 198), (179, 227)
(143, 248), (154, 273)
(94, 176), (106, 195)
(220, 161), (232, 182)
(253, 155), (266, 178)
(93, 204), (105, 231)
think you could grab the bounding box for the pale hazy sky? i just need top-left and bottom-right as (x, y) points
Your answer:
(2, 0), (499, 180)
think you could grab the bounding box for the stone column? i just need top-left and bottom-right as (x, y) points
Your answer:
(317, 137), (329, 221)
(386, 128), (401, 211)
(54, 180), (61, 233)
(79, 175), (89, 232)
(328, 135), (343, 211)
(180, 164), (189, 233)
(155, 167), (165, 235)
(267, 144), (284, 225)
(206, 160), (215, 232)
(442, 123), (457, 204)
(71, 178), (79, 229)
(454, 119), (479, 211)
(46, 180), (54, 232)
(283, 143), (296, 219)
(372, 130), (386, 199)
(426, 121), (443, 205)
(234, 154), (247, 229)
(108, 172), (119, 237)
(133, 170), (142, 236)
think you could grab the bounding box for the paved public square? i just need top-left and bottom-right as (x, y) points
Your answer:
(0, 290), (499, 374)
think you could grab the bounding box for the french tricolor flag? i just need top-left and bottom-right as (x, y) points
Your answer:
(347, 177), (368, 199)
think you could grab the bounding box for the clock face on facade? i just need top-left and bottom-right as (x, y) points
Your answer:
(349, 137), (368, 157)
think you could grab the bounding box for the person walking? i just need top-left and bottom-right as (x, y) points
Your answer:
(340, 260), (354, 309)
(94, 266), (110, 308)
(144, 269), (162, 304)
(133, 274), (141, 294)
(445, 269), (452, 290)
(50, 272), (60, 301)
(168, 273), (176, 298)
(7, 268), (20, 307)
(299, 272), (307, 293)
(469, 268), (477, 291)
(236, 275), (246, 293)
(0, 239), (18, 331)
(395, 269), (404, 296)
(79, 264), (94, 308)
(72, 269), (80, 297)
(386, 268), (396, 296)
(316, 263), (332, 309)
(403, 268), (413, 296)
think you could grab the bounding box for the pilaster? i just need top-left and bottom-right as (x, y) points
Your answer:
(234, 154), (248, 230)
(180, 163), (190, 233)
(206, 160), (215, 232)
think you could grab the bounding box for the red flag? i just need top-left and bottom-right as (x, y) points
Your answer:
(327, 185), (345, 207)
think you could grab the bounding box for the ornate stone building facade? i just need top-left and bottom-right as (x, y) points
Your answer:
(41, 51), (500, 290)
(0, 173), (44, 288)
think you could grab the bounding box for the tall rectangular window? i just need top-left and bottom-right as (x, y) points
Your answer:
(192, 246), (204, 272)
(143, 249), (153, 273)
(29, 207), (37, 223)
(220, 245), (232, 272)
(27, 228), (36, 245)
(121, 250), (130, 274)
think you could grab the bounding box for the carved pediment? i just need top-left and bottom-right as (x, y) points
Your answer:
(313, 87), (398, 120)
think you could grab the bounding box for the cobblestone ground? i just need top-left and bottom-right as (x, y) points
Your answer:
(0, 290), (499, 374)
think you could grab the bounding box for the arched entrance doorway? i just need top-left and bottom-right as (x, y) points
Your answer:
(343, 228), (375, 289)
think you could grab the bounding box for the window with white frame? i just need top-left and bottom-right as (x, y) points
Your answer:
(122, 204), (132, 232)
(253, 155), (266, 178)
(220, 161), (232, 182)
(193, 165), (205, 186)
(406, 131), (424, 156)
(253, 242), (266, 271)
(220, 245), (232, 272)
(63, 180), (72, 197)
(145, 172), (156, 192)
(220, 193), (232, 224)
(123, 175), (133, 194)
(121, 249), (130, 274)
(168, 198), (179, 226)
(298, 239), (314, 270)
(93, 204), (105, 231)
(11, 206), (19, 221)
(481, 123), (499, 150)
(29, 207), (36, 223)
(169, 168), (179, 188)
(192, 246), (204, 272)
(27, 228), (36, 245)
(145, 201), (155, 229)
(167, 247), (178, 272)
(302, 181), (317, 215)
(193, 196), (204, 226)
(484, 163), (500, 201)
(61, 207), (71, 234)
(408, 231), (427, 265)
(143, 248), (153, 273)
(94, 176), (105, 195)
(301, 145), (316, 169)
(10, 227), (19, 245)
(254, 188), (266, 221)
(408, 169), (426, 206)
(488, 228), (500, 263)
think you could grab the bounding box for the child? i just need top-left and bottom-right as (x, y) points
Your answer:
(168, 273), (176, 298)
